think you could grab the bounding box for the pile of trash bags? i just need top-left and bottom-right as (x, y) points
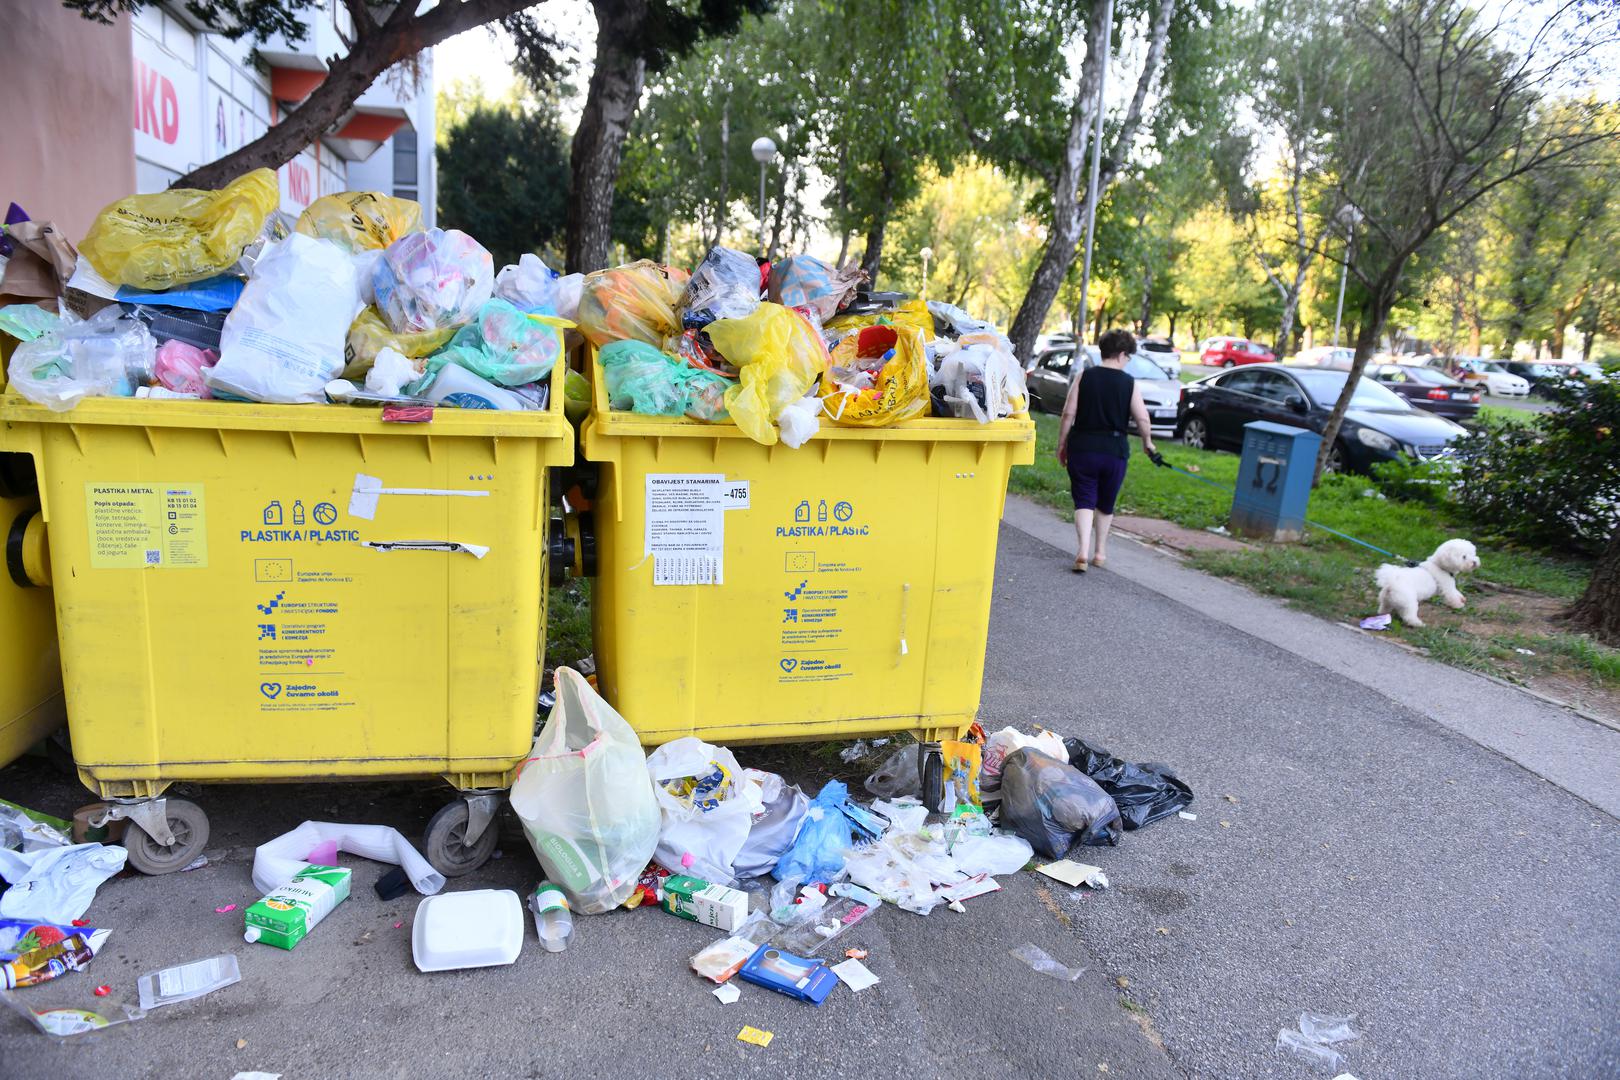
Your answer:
(577, 244), (1030, 447)
(1, 172), (580, 413)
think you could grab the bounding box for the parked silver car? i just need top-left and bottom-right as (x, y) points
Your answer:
(1026, 348), (1180, 434)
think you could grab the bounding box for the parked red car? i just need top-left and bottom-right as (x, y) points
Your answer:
(1199, 336), (1275, 368)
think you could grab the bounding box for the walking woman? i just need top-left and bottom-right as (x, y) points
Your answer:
(1056, 329), (1161, 572)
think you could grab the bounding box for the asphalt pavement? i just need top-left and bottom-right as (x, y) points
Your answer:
(1, 519), (1615, 1079)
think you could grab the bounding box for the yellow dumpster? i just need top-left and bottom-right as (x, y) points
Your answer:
(577, 359), (1035, 758)
(0, 362), (572, 874)
(0, 483), (66, 768)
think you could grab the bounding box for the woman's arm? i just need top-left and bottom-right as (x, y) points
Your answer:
(1130, 384), (1157, 456)
(1057, 369), (1083, 465)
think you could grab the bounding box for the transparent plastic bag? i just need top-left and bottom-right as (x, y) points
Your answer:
(494, 253), (583, 319)
(80, 168), (279, 289)
(769, 255), (865, 321)
(1010, 943), (1084, 982)
(0, 305), (60, 343)
(930, 332), (1029, 421)
(342, 306), (455, 380)
(415, 299), (567, 388)
(6, 307), (155, 411)
(294, 191), (423, 253)
(577, 260), (687, 348)
(772, 780), (853, 885)
(680, 246), (760, 326)
(706, 303), (830, 445)
(683, 368), (732, 422)
(819, 323), (929, 427)
(600, 339), (689, 416)
(372, 228), (493, 334)
(207, 234), (362, 404)
(508, 668), (660, 915)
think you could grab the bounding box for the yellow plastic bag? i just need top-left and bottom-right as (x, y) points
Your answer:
(819, 323), (929, 426)
(706, 303), (830, 446)
(80, 168), (279, 289)
(295, 191), (423, 253)
(342, 306), (455, 379)
(576, 261), (688, 348)
(823, 298), (933, 338)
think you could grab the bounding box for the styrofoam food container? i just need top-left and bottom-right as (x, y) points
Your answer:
(412, 889), (525, 972)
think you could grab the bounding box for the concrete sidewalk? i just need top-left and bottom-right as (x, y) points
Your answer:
(1003, 493), (1620, 820)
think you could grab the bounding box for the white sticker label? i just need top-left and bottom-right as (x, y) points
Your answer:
(720, 481), (750, 510)
(645, 474), (728, 585)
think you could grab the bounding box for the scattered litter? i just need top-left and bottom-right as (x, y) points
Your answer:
(412, 889), (524, 972)
(0, 842), (127, 922)
(214, 904), (237, 914)
(738, 944), (838, 1004)
(1276, 1012), (1359, 1069)
(662, 874), (749, 932)
(1036, 860), (1110, 889)
(137, 954), (241, 1010)
(713, 982), (741, 1005)
(2, 992), (144, 1038)
(1178, 811), (1197, 821)
(939, 874), (1001, 903)
(1220, 821), (1231, 828)
(393, 922), (404, 929)
(863, 744), (923, 799)
(839, 740), (870, 763)
(1064, 737), (1193, 830)
(845, 948), (869, 960)
(529, 883), (574, 952)
(1514, 648), (1536, 656)
(1206, 523), (1228, 535)
(244, 865), (350, 950)
(737, 1025), (774, 1047)
(1223, 794), (1239, 804)
(0, 803), (72, 852)
(1359, 614), (1392, 631)
(831, 957), (880, 992)
(251, 821), (443, 897)
(1010, 943), (1084, 982)
(999, 749), (1121, 856)
(94, 985), (110, 996)
(180, 855), (209, 872)
(1, 931), (94, 988)
(237, 1039), (248, 1050)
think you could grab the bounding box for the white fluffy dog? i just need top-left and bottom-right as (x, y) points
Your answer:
(1375, 539), (1481, 627)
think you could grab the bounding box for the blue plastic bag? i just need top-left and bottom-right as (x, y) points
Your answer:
(773, 780), (854, 884)
(116, 273), (245, 312)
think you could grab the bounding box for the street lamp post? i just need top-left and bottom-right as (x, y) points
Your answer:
(751, 136), (778, 256)
(920, 246), (933, 301)
(1331, 203), (1364, 349)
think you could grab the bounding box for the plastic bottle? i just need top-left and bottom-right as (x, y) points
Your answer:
(292, 499), (306, 525)
(529, 883), (572, 953)
(2, 934), (94, 988)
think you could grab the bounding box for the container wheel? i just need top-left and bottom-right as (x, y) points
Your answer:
(123, 799), (209, 875)
(423, 800), (498, 878)
(921, 749), (945, 812)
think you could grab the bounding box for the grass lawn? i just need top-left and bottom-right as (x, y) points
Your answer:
(1009, 412), (1614, 698)
(545, 576), (594, 670)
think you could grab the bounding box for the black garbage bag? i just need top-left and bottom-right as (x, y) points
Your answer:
(999, 748), (1121, 857)
(1064, 737), (1193, 830)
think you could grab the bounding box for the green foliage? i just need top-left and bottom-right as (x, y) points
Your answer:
(1368, 457), (1450, 507)
(66, 0), (314, 42)
(1451, 378), (1620, 552)
(437, 98), (570, 270)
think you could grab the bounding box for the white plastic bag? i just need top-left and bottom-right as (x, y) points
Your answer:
(950, 833), (1034, 877)
(0, 842), (127, 922)
(931, 332), (1029, 422)
(509, 668), (660, 914)
(250, 820), (443, 896)
(733, 771), (809, 879)
(494, 253), (583, 319)
(207, 233), (361, 403)
(6, 307), (156, 411)
(777, 394), (824, 448)
(645, 737), (759, 884)
(364, 346), (417, 397)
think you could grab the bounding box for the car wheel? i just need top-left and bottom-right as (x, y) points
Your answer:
(1323, 441), (1348, 474)
(1182, 415), (1209, 450)
(1221, 359), (1236, 368)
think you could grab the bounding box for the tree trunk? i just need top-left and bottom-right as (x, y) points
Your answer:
(1564, 529), (1620, 645)
(1550, 307), (1571, 359)
(1167, 311), (1178, 339)
(173, 0), (529, 189)
(566, 0), (650, 273)
(1314, 282), (1397, 482)
(859, 157), (896, 285)
(1138, 263), (1154, 332)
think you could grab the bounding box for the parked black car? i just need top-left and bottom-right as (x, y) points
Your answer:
(1503, 359), (1608, 398)
(1176, 363), (1468, 473)
(1367, 363), (1481, 420)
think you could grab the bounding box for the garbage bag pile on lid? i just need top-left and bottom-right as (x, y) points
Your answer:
(1, 174), (575, 414)
(582, 244), (1029, 446)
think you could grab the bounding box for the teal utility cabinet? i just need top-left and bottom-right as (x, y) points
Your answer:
(1230, 421), (1320, 541)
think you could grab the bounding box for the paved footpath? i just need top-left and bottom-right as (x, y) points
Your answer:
(0, 506), (1614, 1078)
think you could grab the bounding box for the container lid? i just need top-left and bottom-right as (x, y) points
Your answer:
(411, 889), (525, 972)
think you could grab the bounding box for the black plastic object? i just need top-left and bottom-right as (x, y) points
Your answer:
(998, 748), (1121, 857)
(1064, 737), (1193, 830)
(121, 303), (226, 351)
(374, 866), (411, 901)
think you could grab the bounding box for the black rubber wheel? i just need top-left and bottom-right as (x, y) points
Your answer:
(423, 800), (498, 877)
(1324, 442), (1348, 474)
(921, 750), (945, 812)
(1182, 416), (1209, 450)
(122, 798), (209, 875)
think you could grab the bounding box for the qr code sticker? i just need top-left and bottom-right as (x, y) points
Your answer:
(144, 549), (162, 566)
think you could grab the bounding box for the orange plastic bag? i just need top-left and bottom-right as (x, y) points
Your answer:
(80, 168), (279, 289)
(576, 261), (689, 348)
(705, 303), (829, 446)
(819, 324), (929, 426)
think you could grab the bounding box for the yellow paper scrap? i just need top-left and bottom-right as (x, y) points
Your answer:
(737, 1026), (774, 1048)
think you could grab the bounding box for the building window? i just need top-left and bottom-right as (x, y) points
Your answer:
(393, 128), (418, 202)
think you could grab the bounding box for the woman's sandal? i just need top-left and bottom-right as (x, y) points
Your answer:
(1091, 555), (1107, 569)
(1071, 556), (1089, 573)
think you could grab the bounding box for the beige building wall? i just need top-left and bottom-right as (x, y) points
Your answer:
(0, 4), (135, 243)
